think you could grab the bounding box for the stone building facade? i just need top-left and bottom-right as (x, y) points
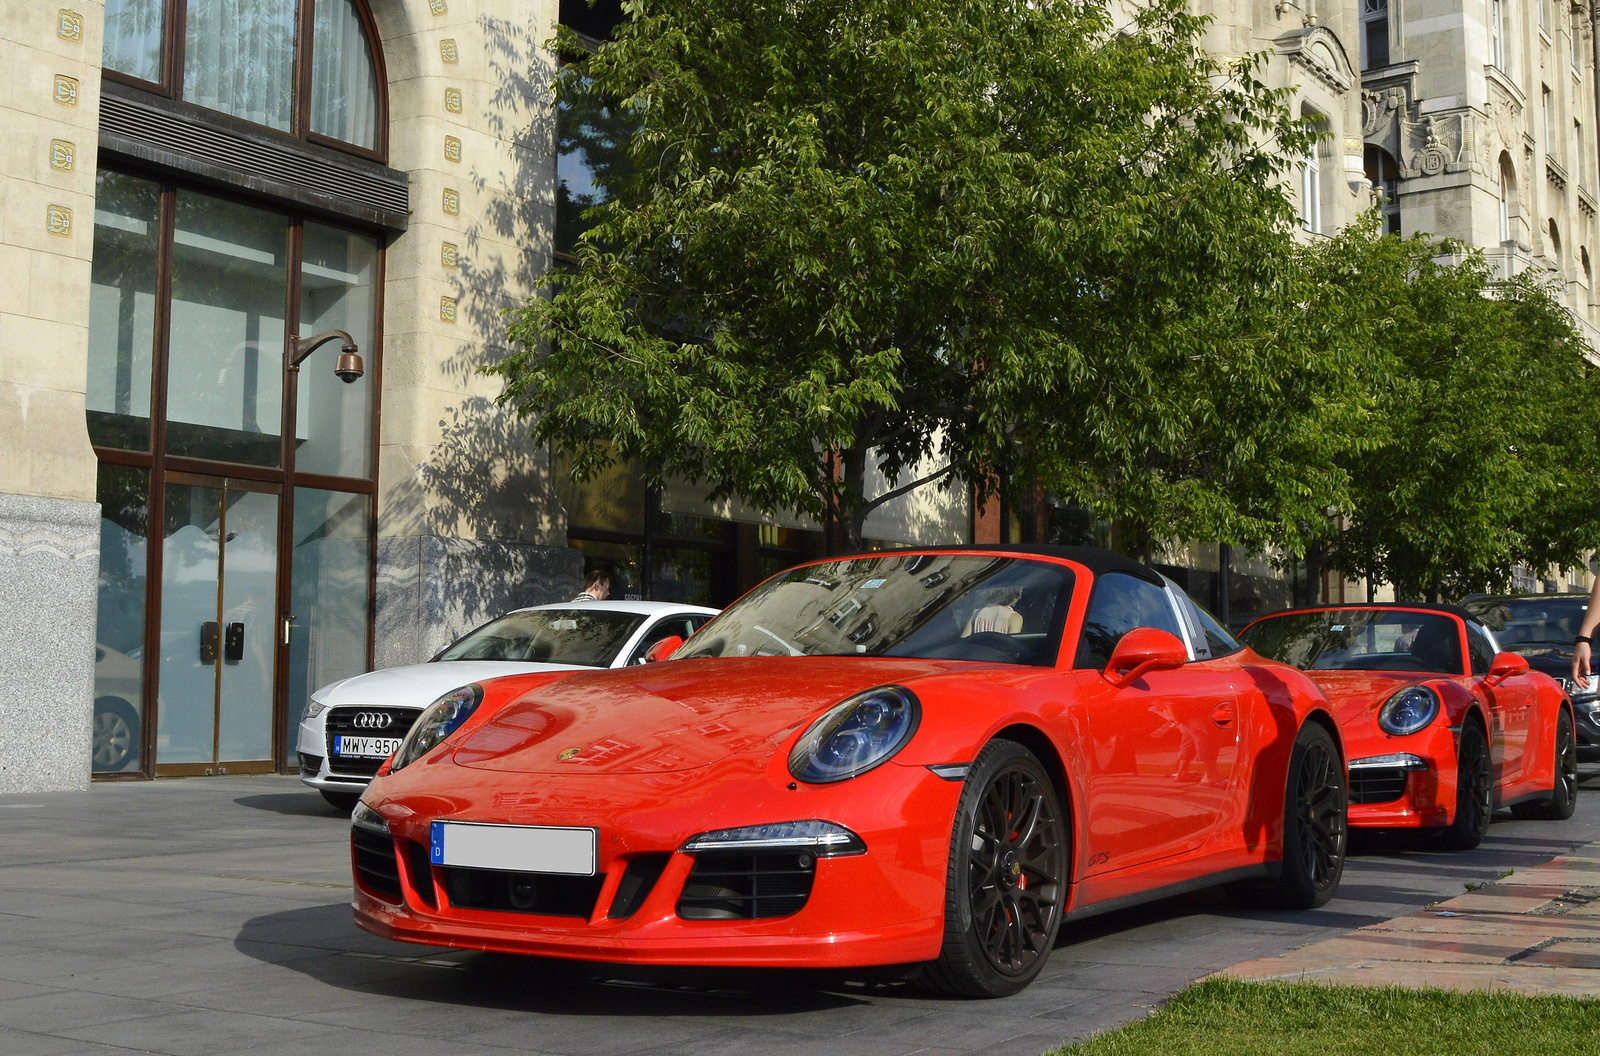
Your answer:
(2, 0), (1556, 793)
(1360, 0), (1600, 342)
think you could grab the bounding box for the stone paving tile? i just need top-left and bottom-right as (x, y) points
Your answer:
(1222, 839), (1600, 997)
(53, 1005), (336, 1056)
(0, 1026), (137, 1056)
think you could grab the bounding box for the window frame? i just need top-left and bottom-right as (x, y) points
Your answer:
(100, 0), (389, 163)
(1360, 0), (1391, 70)
(1073, 570), (1187, 671)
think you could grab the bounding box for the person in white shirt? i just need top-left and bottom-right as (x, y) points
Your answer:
(962, 585), (1024, 637)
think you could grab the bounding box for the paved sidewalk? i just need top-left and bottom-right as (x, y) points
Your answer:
(1, 773), (1597, 1055)
(1223, 839), (1600, 996)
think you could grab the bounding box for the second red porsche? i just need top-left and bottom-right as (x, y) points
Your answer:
(352, 546), (1347, 997)
(1241, 604), (1577, 848)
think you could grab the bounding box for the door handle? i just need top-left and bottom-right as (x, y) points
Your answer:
(1211, 701), (1235, 728)
(224, 622), (245, 663)
(282, 614), (296, 646)
(200, 622), (219, 664)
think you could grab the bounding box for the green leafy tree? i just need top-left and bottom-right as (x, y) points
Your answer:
(498, 0), (1331, 549)
(1317, 225), (1600, 600)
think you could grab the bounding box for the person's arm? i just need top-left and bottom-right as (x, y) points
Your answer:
(1006, 611), (1024, 635)
(1574, 573), (1600, 685)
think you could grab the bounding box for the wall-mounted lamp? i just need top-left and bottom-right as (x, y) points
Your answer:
(290, 330), (364, 384)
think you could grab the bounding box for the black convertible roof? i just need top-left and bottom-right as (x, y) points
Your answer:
(830, 544), (1163, 584)
(1258, 601), (1487, 628)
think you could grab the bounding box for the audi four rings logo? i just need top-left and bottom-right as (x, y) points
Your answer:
(352, 712), (393, 729)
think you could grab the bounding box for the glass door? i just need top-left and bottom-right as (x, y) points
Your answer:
(156, 474), (281, 774)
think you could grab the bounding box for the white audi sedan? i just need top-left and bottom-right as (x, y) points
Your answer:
(298, 601), (718, 809)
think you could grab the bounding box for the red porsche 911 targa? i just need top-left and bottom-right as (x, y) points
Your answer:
(352, 547), (1347, 997)
(1240, 604), (1578, 849)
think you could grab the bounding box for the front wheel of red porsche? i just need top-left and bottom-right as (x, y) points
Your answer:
(919, 739), (1068, 998)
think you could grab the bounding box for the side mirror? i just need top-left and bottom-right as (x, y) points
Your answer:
(1486, 651), (1529, 684)
(644, 635), (685, 664)
(1105, 628), (1188, 688)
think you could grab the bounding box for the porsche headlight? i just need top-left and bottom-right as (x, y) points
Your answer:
(389, 684), (484, 771)
(788, 686), (920, 784)
(1377, 685), (1440, 736)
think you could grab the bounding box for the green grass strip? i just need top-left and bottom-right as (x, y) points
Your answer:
(1055, 977), (1600, 1056)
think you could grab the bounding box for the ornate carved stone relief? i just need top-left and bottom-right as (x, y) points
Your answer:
(1398, 113), (1473, 178)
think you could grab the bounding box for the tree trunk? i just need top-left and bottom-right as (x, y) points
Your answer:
(837, 444), (870, 553)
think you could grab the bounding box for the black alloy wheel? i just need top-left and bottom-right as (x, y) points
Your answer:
(921, 739), (1069, 997)
(1278, 722), (1348, 907)
(1512, 708), (1578, 821)
(1439, 719), (1492, 849)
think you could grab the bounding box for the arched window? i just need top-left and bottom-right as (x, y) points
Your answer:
(1365, 145), (1401, 235)
(1548, 220), (1563, 273)
(1499, 155), (1516, 243)
(102, 0), (385, 156)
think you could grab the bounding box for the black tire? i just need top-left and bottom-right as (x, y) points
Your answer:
(1438, 719), (1492, 849)
(1511, 708), (1578, 821)
(919, 739), (1069, 998)
(320, 789), (362, 812)
(92, 697), (140, 772)
(1235, 721), (1346, 910)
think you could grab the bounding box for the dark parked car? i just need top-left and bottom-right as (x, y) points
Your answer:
(1464, 594), (1600, 760)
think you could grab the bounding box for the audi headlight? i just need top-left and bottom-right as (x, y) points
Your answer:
(304, 698), (328, 720)
(1569, 675), (1600, 704)
(788, 686), (920, 784)
(389, 684), (484, 771)
(1377, 685), (1440, 736)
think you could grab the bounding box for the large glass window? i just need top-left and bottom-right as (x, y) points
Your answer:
(556, 0), (633, 259)
(93, 465), (151, 773)
(287, 488), (371, 752)
(166, 192), (289, 466)
(103, 0), (383, 157)
(296, 223), (378, 477)
(87, 172), (162, 452)
(103, 0), (167, 82)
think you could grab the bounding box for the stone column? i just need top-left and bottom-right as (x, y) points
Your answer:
(370, 0), (581, 667)
(0, 3), (106, 791)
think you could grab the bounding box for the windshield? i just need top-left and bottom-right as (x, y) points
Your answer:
(434, 609), (645, 666)
(678, 554), (1075, 666)
(1464, 596), (1585, 656)
(1242, 609), (1464, 675)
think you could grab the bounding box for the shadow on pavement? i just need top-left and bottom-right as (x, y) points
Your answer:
(234, 793), (351, 818)
(233, 903), (912, 1013)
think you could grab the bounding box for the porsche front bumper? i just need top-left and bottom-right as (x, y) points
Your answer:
(351, 761), (960, 969)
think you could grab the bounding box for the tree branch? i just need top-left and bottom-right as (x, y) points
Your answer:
(860, 463), (959, 516)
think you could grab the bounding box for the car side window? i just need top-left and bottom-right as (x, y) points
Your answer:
(627, 617), (696, 665)
(1075, 572), (1185, 670)
(1466, 624), (1496, 676)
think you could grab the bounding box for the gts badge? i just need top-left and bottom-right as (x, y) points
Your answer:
(557, 747), (582, 762)
(1088, 851), (1111, 867)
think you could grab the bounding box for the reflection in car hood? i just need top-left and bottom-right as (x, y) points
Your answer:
(314, 661), (591, 708)
(450, 657), (971, 775)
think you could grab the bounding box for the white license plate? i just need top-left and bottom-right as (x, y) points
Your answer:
(333, 735), (403, 759)
(429, 822), (597, 876)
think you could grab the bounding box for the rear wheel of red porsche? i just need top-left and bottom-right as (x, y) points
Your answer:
(1511, 708), (1577, 821)
(919, 739), (1068, 998)
(1230, 721), (1346, 910)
